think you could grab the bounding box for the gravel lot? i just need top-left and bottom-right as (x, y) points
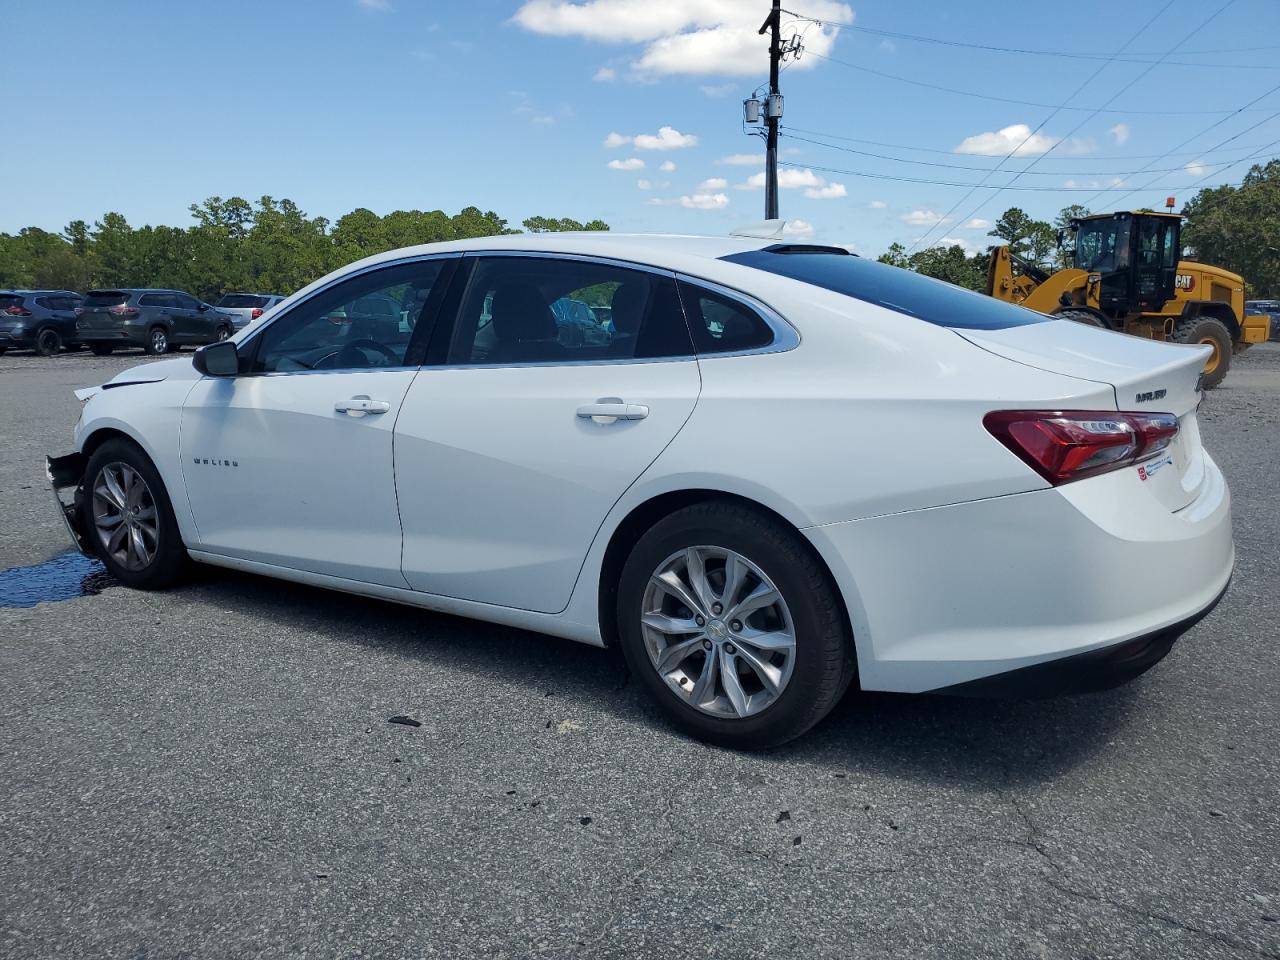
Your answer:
(2, 344), (1278, 960)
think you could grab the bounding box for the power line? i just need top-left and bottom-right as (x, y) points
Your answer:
(1182, 136), (1280, 191)
(772, 158), (1245, 192)
(779, 130), (1250, 177)
(1097, 103), (1280, 209)
(907, 0), (1182, 253)
(806, 51), (1258, 115)
(918, 0), (1240, 250)
(781, 124), (1280, 162)
(838, 23), (1280, 69)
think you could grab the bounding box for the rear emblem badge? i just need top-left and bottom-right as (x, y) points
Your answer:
(1135, 388), (1167, 404)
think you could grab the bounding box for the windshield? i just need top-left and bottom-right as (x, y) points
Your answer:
(217, 294), (268, 309)
(721, 248), (1048, 330)
(1074, 218), (1131, 273)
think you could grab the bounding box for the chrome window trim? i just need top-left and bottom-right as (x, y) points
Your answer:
(225, 247), (799, 379)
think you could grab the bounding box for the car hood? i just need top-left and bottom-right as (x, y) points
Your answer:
(74, 357), (200, 401)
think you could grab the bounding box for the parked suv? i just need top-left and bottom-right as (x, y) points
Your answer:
(1246, 300), (1280, 342)
(214, 292), (287, 331)
(0, 290), (84, 356)
(76, 289), (234, 355)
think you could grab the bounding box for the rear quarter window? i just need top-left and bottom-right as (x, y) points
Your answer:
(721, 247), (1048, 330)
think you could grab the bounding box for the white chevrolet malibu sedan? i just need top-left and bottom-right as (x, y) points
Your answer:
(48, 233), (1233, 747)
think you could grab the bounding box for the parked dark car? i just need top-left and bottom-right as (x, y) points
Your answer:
(0, 290), (83, 356)
(76, 289), (234, 355)
(1246, 300), (1280, 342)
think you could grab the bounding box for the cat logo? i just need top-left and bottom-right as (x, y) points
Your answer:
(1174, 274), (1196, 292)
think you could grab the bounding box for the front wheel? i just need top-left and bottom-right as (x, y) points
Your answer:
(214, 325), (231, 342)
(1173, 316), (1232, 389)
(617, 501), (854, 749)
(81, 439), (190, 589)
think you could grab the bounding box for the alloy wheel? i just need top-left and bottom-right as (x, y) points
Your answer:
(641, 545), (797, 719)
(151, 329), (167, 353)
(91, 461), (159, 571)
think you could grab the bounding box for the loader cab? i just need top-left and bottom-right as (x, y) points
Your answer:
(1068, 212), (1181, 317)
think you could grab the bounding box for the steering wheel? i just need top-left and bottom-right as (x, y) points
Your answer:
(330, 338), (400, 368)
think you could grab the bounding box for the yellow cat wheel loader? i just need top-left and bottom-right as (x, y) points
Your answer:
(987, 210), (1271, 388)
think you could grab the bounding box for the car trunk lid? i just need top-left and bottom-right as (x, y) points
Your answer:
(958, 318), (1210, 512)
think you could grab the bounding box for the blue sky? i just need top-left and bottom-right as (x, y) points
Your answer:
(3, 0), (1279, 255)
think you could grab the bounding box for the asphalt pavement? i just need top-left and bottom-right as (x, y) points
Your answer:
(2, 344), (1278, 960)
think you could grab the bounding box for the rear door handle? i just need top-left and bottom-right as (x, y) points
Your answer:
(576, 398), (649, 424)
(335, 395), (391, 417)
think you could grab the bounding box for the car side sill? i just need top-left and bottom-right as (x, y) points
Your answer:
(187, 550), (605, 648)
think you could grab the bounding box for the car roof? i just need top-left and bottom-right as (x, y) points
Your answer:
(2, 289), (80, 296)
(346, 233), (778, 276)
(88, 288), (186, 294)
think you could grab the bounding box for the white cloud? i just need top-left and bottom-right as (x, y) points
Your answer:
(1185, 160), (1207, 177)
(956, 123), (1060, 157)
(804, 182), (847, 200)
(936, 236), (980, 253)
(512, 0), (853, 76)
(700, 83), (735, 97)
(682, 192), (729, 209)
(698, 176), (729, 190)
(965, 218), (990, 229)
(357, 0), (392, 9)
(659, 160), (676, 172)
(608, 157), (645, 170)
(1110, 122), (1130, 145)
(718, 153), (764, 166)
(740, 168), (826, 190)
(603, 125), (697, 150)
(901, 209), (948, 226)
(879, 38), (896, 53)
(637, 178), (652, 189)
(867, 199), (887, 209)
(593, 65), (617, 81)
(783, 219), (815, 238)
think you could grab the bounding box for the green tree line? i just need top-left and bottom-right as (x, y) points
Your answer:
(879, 160), (1280, 298)
(0, 197), (608, 301)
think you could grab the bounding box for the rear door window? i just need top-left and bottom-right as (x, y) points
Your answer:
(139, 294), (169, 307)
(447, 257), (694, 365)
(721, 246), (1048, 330)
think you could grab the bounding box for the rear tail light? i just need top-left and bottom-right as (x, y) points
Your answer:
(5, 305), (32, 316)
(109, 304), (139, 317)
(984, 410), (1179, 485)
(250, 308), (263, 319)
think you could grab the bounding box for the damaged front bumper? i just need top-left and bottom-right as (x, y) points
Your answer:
(46, 452), (90, 555)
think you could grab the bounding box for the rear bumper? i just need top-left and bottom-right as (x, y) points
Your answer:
(46, 452), (90, 555)
(0, 331), (35, 348)
(935, 577), (1229, 697)
(805, 453), (1234, 695)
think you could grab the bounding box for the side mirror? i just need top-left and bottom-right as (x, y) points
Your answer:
(197, 303), (210, 312)
(193, 340), (239, 377)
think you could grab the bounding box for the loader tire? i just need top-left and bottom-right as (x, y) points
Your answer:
(1173, 316), (1232, 389)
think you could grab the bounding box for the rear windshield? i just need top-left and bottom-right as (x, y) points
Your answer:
(217, 294), (268, 309)
(0, 295), (23, 310)
(721, 247), (1048, 330)
(84, 291), (129, 307)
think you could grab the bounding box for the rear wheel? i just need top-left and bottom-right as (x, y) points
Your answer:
(81, 439), (190, 590)
(89, 342), (115, 356)
(617, 501), (854, 749)
(145, 326), (169, 355)
(214, 325), (231, 342)
(35, 327), (63, 356)
(1174, 315), (1232, 389)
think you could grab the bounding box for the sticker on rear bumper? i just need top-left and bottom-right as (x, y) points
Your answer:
(1137, 457), (1174, 481)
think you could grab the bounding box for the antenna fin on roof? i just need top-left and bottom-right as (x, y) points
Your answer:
(729, 219), (788, 240)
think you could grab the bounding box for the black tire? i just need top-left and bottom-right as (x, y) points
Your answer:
(81, 438), (191, 590)
(89, 342), (115, 356)
(1173, 315), (1232, 389)
(34, 327), (63, 356)
(213, 325), (231, 343)
(1056, 308), (1110, 329)
(0, 347), (7, 356)
(616, 501), (855, 749)
(145, 326), (169, 355)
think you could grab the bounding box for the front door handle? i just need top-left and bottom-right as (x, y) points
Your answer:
(576, 398), (649, 424)
(335, 395), (391, 417)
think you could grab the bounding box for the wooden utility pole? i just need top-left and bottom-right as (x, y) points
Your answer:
(760, 0), (782, 220)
